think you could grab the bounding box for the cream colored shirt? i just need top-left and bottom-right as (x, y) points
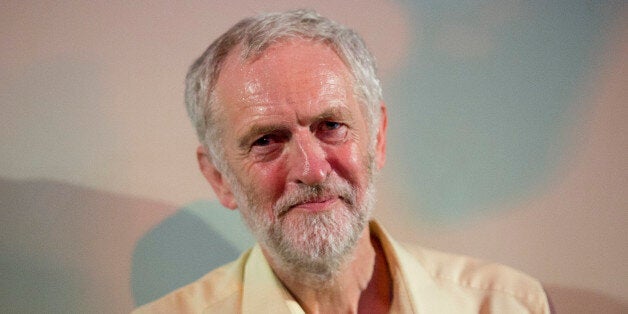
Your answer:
(133, 221), (550, 313)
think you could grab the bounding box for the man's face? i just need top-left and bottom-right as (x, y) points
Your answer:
(206, 39), (386, 274)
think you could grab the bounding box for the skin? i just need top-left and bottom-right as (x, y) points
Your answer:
(197, 39), (389, 313)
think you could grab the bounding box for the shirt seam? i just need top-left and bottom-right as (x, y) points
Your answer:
(430, 272), (545, 311)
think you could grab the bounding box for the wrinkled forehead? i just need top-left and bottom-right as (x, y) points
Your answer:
(215, 39), (357, 108)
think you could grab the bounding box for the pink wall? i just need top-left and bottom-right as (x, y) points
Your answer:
(1, 1), (626, 312)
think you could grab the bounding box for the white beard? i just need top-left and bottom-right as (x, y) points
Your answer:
(229, 172), (376, 283)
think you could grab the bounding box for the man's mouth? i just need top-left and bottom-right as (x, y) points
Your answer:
(289, 196), (338, 213)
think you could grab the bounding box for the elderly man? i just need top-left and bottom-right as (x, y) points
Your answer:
(135, 9), (550, 313)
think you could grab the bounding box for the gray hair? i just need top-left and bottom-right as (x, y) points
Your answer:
(185, 9), (383, 171)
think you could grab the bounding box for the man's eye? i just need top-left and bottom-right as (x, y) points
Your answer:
(248, 133), (285, 160)
(317, 121), (348, 142)
(320, 121), (341, 131)
(252, 134), (275, 147)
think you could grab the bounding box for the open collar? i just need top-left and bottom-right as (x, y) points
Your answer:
(239, 221), (419, 313)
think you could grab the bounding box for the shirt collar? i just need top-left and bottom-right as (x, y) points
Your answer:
(241, 244), (296, 314)
(240, 220), (418, 314)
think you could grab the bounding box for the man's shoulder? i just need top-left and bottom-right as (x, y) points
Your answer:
(132, 249), (252, 314)
(399, 242), (550, 312)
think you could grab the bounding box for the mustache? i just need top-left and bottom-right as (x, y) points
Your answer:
(273, 177), (356, 217)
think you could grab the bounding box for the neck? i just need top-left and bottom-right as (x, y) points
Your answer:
(264, 226), (393, 314)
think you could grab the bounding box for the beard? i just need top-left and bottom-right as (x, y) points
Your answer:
(226, 170), (376, 283)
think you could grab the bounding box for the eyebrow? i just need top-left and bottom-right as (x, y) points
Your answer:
(316, 106), (352, 122)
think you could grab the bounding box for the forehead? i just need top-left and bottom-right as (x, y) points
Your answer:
(214, 39), (357, 115)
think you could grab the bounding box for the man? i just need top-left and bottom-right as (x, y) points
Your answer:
(134, 9), (550, 313)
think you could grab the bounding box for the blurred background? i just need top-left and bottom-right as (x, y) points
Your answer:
(1, 1), (626, 313)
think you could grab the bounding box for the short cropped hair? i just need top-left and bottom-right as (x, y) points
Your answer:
(185, 9), (382, 169)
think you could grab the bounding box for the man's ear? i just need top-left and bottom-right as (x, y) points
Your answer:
(375, 102), (388, 170)
(196, 146), (238, 209)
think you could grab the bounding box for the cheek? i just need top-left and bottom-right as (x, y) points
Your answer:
(245, 159), (289, 202)
(327, 142), (367, 185)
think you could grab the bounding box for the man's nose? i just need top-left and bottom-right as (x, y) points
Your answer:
(287, 132), (331, 185)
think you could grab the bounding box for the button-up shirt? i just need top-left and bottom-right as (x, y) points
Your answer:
(133, 221), (550, 313)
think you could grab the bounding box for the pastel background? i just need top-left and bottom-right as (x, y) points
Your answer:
(1, 1), (626, 313)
